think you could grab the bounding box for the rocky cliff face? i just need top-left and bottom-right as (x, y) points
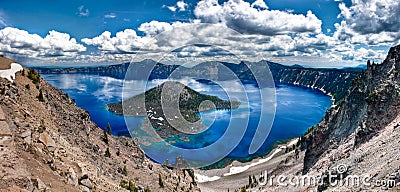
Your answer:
(0, 65), (198, 191)
(267, 62), (360, 103)
(222, 61), (361, 103)
(301, 45), (400, 191)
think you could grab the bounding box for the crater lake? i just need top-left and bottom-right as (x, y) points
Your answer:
(41, 73), (331, 167)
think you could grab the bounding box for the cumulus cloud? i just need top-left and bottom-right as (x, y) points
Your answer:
(164, 0), (188, 12)
(8, 0), (389, 66)
(82, 22), (351, 66)
(335, 0), (400, 46)
(77, 5), (89, 17)
(138, 21), (174, 36)
(176, 1), (188, 11)
(251, 0), (268, 9)
(338, 0), (400, 34)
(82, 24), (248, 62)
(0, 27), (86, 58)
(82, 29), (150, 54)
(340, 47), (385, 62)
(194, 0), (322, 36)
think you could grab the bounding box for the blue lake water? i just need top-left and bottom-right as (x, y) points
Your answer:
(41, 73), (331, 167)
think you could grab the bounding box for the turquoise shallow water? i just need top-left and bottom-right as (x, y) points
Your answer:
(41, 74), (331, 166)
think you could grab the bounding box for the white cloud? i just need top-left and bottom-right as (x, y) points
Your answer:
(104, 13), (117, 19)
(6, 0), (391, 67)
(176, 1), (188, 11)
(0, 27), (86, 58)
(77, 5), (89, 17)
(82, 23), (349, 66)
(166, 6), (177, 12)
(82, 29), (150, 54)
(194, 0), (322, 36)
(334, 0), (400, 46)
(338, 0), (400, 34)
(251, 0), (268, 9)
(79, 20), (391, 67)
(339, 47), (385, 62)
(164, 0), (188, 12)
(138, 21), (174, 36)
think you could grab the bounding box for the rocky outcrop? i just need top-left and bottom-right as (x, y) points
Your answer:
(0, 106), (32, 191)
(0, 64), (199, 191)
(223, 45), (400, 192)
(300, 45), (400, 191)
(267, 62), (360, 103)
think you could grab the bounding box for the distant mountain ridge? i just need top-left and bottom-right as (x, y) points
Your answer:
(35, 60), (362, 104)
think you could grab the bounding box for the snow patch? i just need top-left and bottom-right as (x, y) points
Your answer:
(195, 138), (300, 183)
(223, 138), (299, 176)
(195, 174), (221, 183)
(0, 63), (23, 82)
(223, 148), (283, 176)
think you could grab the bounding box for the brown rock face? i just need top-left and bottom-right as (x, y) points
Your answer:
(0, 107), (32, 191)
(0, 58), (199, 192)
(0, 56), (14, 70)
(39, 132), (56, 151)
(300, 45), (400, 191)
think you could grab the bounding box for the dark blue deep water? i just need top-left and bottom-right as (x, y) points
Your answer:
(41, 74), (331, 166)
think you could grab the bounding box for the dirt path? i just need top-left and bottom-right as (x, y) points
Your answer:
(0, 57), (13, 70)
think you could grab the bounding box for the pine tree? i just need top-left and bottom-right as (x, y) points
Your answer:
(105, 148), (111, 157)
(102, 129), (109, 144)
(116, 148), (120, 156)
(27, 69), (40, 84)
(248, 175), (252, 186)
(122, 165), (128, 176)
(37, 89), (44, 102)
(107, 122), (112, 135)
(158, 173), (164, 188)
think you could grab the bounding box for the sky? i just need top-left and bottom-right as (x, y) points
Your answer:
(0, 0), (399, 67)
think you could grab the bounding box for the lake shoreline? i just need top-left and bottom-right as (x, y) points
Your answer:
(40, 74), (331, 174)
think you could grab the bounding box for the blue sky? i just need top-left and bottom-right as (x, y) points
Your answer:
(0, 0), (344, 38)
(0, 0), (399, 67)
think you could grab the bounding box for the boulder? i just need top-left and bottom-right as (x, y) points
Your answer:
(21, 130), (32, 144)
(38, 133), (56, 152)
(80, 179), (93, 190)
(78, 163), (89, 179)
(68, 167), (78, 186)
(0, 108), (5, 121)
(33, 178), (47, 191)
(0, 121), (11, 136)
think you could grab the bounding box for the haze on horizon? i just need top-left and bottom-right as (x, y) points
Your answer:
(0, 0), (399, 68)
